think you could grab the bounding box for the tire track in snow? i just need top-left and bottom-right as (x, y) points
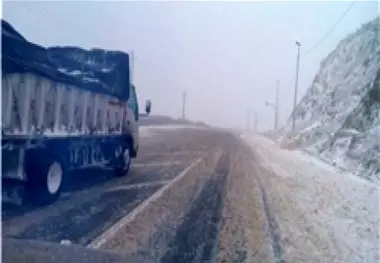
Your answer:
(258, 182), (286, 263)
(242, 138), (286, 263)
(159, 152), (229, 263)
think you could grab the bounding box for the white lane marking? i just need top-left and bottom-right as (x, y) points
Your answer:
(88, 155), (206, 249)
(107, 181), (170, 191)
(131, 161), (182, 168)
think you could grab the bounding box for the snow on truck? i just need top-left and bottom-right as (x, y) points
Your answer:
(1, 20), (151, 205)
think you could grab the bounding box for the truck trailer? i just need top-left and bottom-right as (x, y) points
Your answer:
(1, 20), (151, 205)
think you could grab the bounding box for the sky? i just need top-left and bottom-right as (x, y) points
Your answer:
(2, 0), (379, 130)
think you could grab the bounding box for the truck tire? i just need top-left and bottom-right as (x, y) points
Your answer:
(25, 154), (64, 205)
(114, 146), (132, 177)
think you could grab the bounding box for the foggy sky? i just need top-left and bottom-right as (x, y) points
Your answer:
(3, 1), (378, 130)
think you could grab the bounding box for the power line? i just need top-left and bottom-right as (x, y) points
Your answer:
(303, 0), (356, 56)
(282, 0), (356, 114)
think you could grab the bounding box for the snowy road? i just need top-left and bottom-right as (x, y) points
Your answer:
(3, 128), (379, 263)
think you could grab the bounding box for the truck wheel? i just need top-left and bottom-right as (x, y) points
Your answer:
(25, 155), (64, 205)
(114, 147), (131, 177)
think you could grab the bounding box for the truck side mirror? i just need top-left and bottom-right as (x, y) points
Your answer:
(145, 100), (152, 115)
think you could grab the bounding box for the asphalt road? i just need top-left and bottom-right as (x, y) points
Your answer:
(2, 127), (273, 263)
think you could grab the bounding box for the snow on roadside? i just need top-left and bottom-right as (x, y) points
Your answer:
(139, 124), (207, 137)
(242, 133), (380, 263)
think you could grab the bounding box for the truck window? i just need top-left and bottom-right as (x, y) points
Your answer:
(128, 85), (139, 121)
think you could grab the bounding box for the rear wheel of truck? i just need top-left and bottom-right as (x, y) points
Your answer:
(114, 145), (132, 177)
(25, 154), (64, 206)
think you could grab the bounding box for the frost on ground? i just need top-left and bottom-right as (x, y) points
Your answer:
(218, 139), (274, 263)
(242, 133), (380, 263)
(95, 150), (222, 261)
(140, 125), (207, 138)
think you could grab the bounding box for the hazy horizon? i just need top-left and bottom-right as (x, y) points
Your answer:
(3, 0), (378, 130)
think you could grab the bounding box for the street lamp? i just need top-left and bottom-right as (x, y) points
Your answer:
(292, 41), (301, 133)
(265, 101), (276, 130)
(265, 80), (279, 130)
(265, 101), (275, 108)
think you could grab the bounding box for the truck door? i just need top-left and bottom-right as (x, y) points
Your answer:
(126, 84), (139, 155)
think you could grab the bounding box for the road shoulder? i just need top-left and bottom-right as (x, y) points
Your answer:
(218, 136), (275, 263)
(241, 133), (380, 263)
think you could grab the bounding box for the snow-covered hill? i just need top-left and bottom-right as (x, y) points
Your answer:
(281, 17), (380, 182)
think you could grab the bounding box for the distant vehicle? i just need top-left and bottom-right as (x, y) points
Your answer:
(1, 20), (151, 205)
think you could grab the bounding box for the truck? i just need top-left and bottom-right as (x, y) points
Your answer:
(1, 20), (151, 205)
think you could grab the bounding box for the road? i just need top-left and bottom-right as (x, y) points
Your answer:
(4, 126), (375, 263)
(3, 127), (274, 263)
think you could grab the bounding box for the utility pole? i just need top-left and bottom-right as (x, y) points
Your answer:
(265, 80), (279, 130)
(246, 109), (251, 131)
(182, 91), (187, 120)
(292, 41), (301, 133)
(275, 80), (279, 130)
(254, 112), (258, 132)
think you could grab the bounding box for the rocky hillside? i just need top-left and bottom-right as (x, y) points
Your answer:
(281, 17), (380, 182)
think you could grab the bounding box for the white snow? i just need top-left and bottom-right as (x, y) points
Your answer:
(58, 68), (82, 76)
(299, 121), (322, 134)
(139, 124), (206, 136)
(60, 239), (72, 245)
(5, 125), (202, 138)
(280, 18), (380, 181)
(101, 68), (112, 73)
(43, 129), (70, 137)
(139, 126), (156, 138)
(83, 76), (99, 83)
(139, 125), (192, 138)
(242, 133), (380, 263)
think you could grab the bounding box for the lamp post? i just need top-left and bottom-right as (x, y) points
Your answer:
(265, 80), (279, 130)
(292, 41), (301, 133)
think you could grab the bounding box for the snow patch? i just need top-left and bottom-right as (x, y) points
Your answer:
(58, 68), (82, 76)
(140, 124), (205, 131)
(242, 133), (380, 263)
